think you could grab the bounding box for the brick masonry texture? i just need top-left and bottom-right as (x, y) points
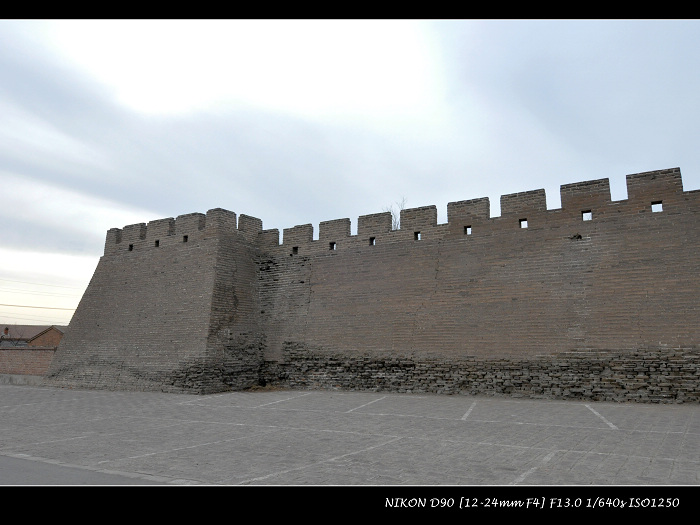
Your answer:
(44, 168), (700, 402)
(0, 348), (55, 375)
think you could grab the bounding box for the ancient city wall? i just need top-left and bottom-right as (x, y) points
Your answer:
(258, 168), (699, 358)
(45, 209), (264, 393)
(47, 168), (700, 401)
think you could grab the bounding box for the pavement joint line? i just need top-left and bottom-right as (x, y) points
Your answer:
(235, 436), (405, 485)
(461, 401), (477, 420)
(19, 420), (213, 444)
(345, 410), (638, 431)
(510, 450), (559, 485)
(390, 436), (700, 465)
(178, 392), (234, 404)
(4, 417), (199, 438)
(345, 396), (387, 412)
(13, 422), (693, 467)
(19, 435), (94, 446)
(87, 415), (406, 440)
(585, 404), (619, 429)
(181, 391), (314, 409)
(6, 402), (695, 440)
(12, 403), (694, 437)
(252, 391), (313, 407)
(175, 404), (338, 416)
(0, 402), (43, 408)
(95, 428), (281, 464)
(1, 451), (187, 485)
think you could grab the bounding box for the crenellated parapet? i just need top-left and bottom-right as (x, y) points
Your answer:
(103, 208), (258, 255)
(103, 167), (699, 257)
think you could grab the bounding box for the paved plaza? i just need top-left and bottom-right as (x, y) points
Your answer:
(1, 383), (699, 487)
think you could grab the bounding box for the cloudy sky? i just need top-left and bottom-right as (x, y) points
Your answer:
(2, 19), (699, 326)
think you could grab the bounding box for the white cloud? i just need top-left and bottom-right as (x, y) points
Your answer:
(39, 20), (449, 132)
(2, 170), (159, 243)
(0, 99), (111, 172)
(2, 19), (699, 326)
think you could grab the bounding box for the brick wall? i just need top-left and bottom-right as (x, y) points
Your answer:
(259, 344), (700, 403)
(47, 167), (700, 401)
(45, 208), (263, 393)
(259, 168), (699, 362)
(0, 347), (56, 376)
(28, 329), (63, 347)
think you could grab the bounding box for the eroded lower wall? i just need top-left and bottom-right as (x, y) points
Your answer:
(261, 345), (700, 403)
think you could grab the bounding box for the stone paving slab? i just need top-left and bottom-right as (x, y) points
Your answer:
(1, 384), (699, 487)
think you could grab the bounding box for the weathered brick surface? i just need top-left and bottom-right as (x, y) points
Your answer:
(45, 209), (263, 393)
(260, 345), (700, 403)
(46, 167), (700, 400)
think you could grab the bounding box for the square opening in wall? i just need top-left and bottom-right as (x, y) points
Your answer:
(155, 240), (160, 247)
(652, 201), (663, 212)
(183, 235), (188, 242)
(292, 246), (298, 255)
(329, 242), (336, 250)
(369, 237), (376, 246)
(414, 231), (421, 240)
(519, 219), (528, 229)
(128, 244), (134, 251)
(464, 225), (472, 235)
(582, 211), (592, 221)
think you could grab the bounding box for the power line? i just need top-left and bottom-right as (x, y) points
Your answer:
(0, 313), (71, 323)
(0, 287), (81, 298)
(0, 278), (83, 290)
(0, 304), (76, 311)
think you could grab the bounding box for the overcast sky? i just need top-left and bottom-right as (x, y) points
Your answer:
(2, 19), (699, 326)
